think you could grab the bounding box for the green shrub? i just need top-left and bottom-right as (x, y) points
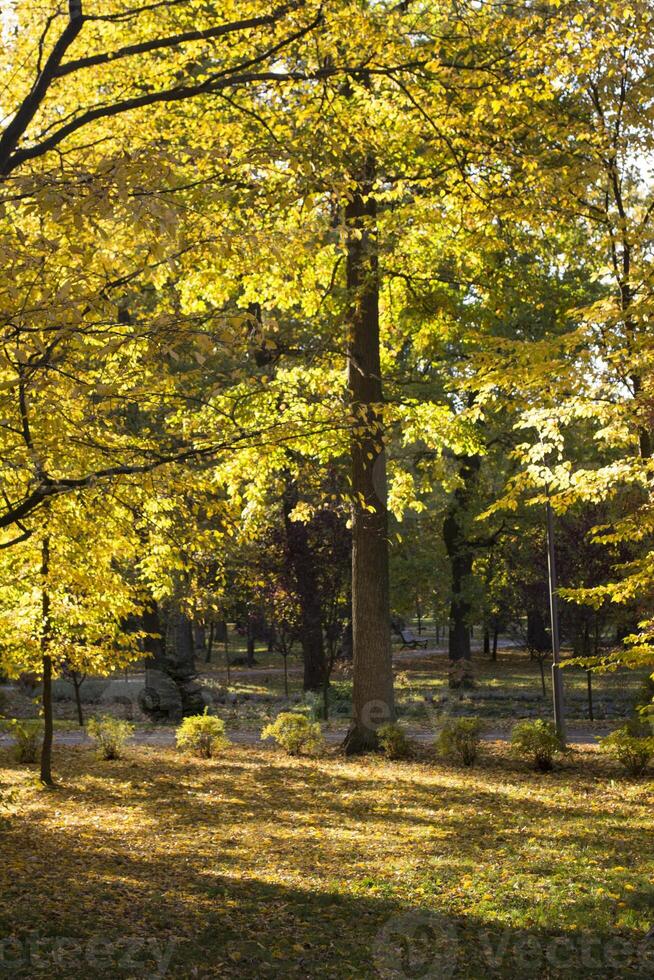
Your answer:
(176, 709), (229, 758)
(261, 712), (323, 756)
(2, 718), (42, 763)
(328, 683), (353, 718)
(377, 722), (412, 759)
(436, 718), (483, 767)
(600, 724), (654, 777)
(87, 716), (134, 760)
(511, 719), (565, 772)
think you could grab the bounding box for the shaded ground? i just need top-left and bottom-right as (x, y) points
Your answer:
(0, 742), (652, 979)
(1, 646), (645, 735)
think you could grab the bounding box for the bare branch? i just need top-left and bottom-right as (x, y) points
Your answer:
(0, 529), (32, 549)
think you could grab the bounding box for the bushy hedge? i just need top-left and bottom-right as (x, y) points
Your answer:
(600, 723), (653, 777)
(511, 719), (565, 772)
(377, 722), (413, 760)
(436, 718), (483, 767)
(176, 710), (229, 758)
(2, 718), (42, 763)
(87, 716), (134, 760)
(261, 712), (323, 756)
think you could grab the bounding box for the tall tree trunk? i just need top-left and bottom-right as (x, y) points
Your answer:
(167, 607), (205, 715)
(138, 601), (173, 720)
(445, 542), (473, 684)
(613, 183), (652, 460)
(193, 623), (206, 659)
(282, 478), (326, 692)
(283, 653), (289, 698)
(40, 535), (54, 785)
(527, 607), (550, 655)
(72, 674), (84, 727)
(138, 600), (204, 720)
(443, 453), (480, 688)
(343, 155), (394, 753)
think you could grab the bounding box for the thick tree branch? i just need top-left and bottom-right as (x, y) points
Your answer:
(5, 61), (426, 175)
(53, 5), (302, 79)
(0, 440), (239, 531)
(2, 13), (325, 175)
(0, 529), (32, 549)
(0, 0), (84, 173)
(0, 417), (350, 534)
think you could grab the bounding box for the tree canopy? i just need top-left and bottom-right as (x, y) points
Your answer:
(1, 0), (653, 755)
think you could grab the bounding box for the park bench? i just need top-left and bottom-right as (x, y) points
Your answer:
(399, 628), (428, 650)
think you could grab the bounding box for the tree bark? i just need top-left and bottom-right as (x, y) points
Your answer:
(342, 155), (394, 753)
(527, 607), (550, 654)
(72, 674), (84, 727)
(40, 535), (54, 785)
(224, 624), (231, 686)
(445, 541), (473, 678)
(443, 453), (480, 688)
(282, 479), (327, 692)
(193, 623), (206, 659)
(166, 607), (205, 714)
(138, 601), (204, 720)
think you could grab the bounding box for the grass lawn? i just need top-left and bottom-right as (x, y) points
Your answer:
(3, 637), (645, 737)
(198, 647), (645, 733)
(1, 742), (652, 978)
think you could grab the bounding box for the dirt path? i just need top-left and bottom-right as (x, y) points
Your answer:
(0, 725), (600, 749)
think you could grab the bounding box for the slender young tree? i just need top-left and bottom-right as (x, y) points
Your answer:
(40, 535), (54, 786)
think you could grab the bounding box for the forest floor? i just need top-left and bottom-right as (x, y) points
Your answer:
(0, 741), (652, 979)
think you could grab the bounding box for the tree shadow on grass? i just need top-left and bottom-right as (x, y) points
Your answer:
(5, 743), (652, 871)
(38, 745), (651, 870)
(0, 747), (651, 978)
(0, 850), (651, 979)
